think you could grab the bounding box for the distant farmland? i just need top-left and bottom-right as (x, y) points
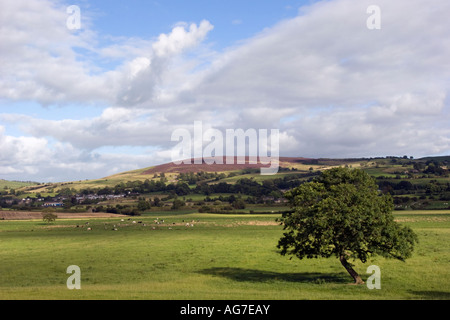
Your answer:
(0, 179), (39, 190)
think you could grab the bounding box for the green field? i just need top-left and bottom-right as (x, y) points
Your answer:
(0, 210), (449, 300)
(0, 180), (39, 190)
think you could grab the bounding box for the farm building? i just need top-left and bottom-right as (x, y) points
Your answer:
(42, 202), (63, 207)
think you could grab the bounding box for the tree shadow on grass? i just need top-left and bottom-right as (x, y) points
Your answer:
(409, 291), (450, 300)
(198, 267), (349, 284)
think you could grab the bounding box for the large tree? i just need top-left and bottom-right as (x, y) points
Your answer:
(277, 167), (418, 284)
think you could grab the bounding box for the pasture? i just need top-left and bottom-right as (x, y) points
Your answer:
(0, 210), (449, 300)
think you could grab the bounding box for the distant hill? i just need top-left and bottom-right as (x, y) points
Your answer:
(9, 155), (450, 194)
(2, 155), (449, 213)
(8, 156), (359, 193)
(142, 156), (313, 174)
(0, 179), (40, 190)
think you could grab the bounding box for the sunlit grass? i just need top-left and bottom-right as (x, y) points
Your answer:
(1, 211), (449, 300)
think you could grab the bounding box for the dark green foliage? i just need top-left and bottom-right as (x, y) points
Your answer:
(42, 212), (57, 223)
(278, 167), (418, 282)
(137, 198), (151, 211)
(171, 199), (186, 210)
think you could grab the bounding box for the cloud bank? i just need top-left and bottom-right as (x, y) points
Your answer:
(0, 0), (449, 181)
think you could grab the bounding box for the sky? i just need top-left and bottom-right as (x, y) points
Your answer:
(1, 0), (449, 182)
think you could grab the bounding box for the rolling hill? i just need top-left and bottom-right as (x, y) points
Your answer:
(4, 155), (450, 197)
(1, 155), (449, 214)
(12, 156), (366, 193)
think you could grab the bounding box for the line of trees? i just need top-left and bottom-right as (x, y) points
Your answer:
(52, 172), (317, 199)
(377, 180), (450, 195)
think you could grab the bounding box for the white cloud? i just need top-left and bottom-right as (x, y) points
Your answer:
(0, 126), (49, 165)
(3, 108), (171, 150)
(164, 0), (450, 158)
(183, 0), (450, 111)
(0, 124), (164, 182)
(0, 0), (214, 107)
(152, 20), (214, 57)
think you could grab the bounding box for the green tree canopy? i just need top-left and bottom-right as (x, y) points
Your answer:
(277, 167), (418, 284)
(137, 198), (151, 212)
(42, 212), (58, 224)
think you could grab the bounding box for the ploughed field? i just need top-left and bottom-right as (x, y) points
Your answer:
(0, 210), (449, 300)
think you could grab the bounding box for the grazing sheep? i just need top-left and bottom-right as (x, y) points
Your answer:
(87, 227), (92, 231)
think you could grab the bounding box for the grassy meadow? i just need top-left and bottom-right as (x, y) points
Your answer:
(0, 210), (449, 300)
(0, 180), (38, 190)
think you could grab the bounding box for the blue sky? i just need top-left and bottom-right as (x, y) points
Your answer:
(1, 0), (313, 120)
(1, 0), (449, 182)
(71, 0), (312, 75)
(85, 0), (309, 42)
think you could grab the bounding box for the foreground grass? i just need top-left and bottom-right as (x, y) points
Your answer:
(0, 211), (449, 300)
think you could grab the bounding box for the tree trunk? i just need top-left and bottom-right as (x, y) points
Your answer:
(339, 255), (364, 285)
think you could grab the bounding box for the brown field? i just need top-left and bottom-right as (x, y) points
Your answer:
(142, 156), (312, 174)
(0, 210), (126, 220)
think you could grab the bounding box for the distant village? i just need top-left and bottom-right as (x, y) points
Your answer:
(40, 193), (127, 208)
(2, 156), (449, 213)
(1, 191), (134, 210)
